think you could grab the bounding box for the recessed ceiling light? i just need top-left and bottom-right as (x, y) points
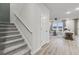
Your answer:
(66, 11), (71, 14)
(75, 7), (79, 11)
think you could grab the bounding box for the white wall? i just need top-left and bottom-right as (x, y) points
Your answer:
(10, 3), (50, 54)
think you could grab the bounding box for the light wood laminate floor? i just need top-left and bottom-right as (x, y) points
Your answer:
(36, 36), (79, 55)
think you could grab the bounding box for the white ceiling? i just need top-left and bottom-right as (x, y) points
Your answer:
(44, 3), (79, 20)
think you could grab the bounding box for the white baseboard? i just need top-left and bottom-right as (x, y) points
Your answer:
(31, 40), (50, 55)
(31, 46), (41, 55)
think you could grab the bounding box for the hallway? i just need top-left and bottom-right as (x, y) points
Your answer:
(36, 36), (79, 55)
(10, 3), (79, 55)
(0, 3), (79, 55)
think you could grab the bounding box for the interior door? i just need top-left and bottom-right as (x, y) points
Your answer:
(40, 13), (49, 46)
(77, 20), (79, 35)
(0, 3), (10, 23)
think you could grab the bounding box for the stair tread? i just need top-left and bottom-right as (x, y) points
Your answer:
(1, 38), (23, 44)
(0, 34), (21, 38)
(0, 27), (16, 29)
(0, 25), (15, 27)
(0, 27), (16, 30)
(3, 42), (27, 53)
(0, 24), (15, 26)
(14, 46), (30, 55)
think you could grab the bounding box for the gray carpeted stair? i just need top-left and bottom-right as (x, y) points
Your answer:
(0, 23), (31, 55)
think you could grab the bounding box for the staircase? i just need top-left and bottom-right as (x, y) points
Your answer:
(0, 23), (31, 55)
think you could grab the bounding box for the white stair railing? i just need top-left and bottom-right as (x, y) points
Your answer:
(12, 13), (32, 51)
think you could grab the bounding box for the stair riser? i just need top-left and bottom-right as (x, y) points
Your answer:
(0, 29), (17, 32)
(0, 32), (20, 37)
(0, 45), (5, 50)
(0, 50), (4, 55)
(0, 23), (14, 25)
(0, 35), (22, 42)
(0, 26), (16, 28)
(0, 25), (15, 27)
